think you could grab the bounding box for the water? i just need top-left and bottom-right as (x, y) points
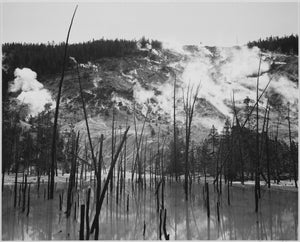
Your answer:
(2, 180), (298, 240)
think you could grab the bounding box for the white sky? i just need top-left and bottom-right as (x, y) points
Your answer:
(1, 1), (299, 46)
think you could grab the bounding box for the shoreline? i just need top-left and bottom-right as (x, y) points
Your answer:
(2, 172), (298, 193)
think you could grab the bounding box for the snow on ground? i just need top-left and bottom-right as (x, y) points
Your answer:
(232, 180), (298, 192)
(3, 170), (297, 193)
(3, 171), (70, 186)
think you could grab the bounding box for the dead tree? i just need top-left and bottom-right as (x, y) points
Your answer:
(75, 62), (98, 176)
(265, 103), (271, 188)
(287, 102), (298, 188)
(255, 55), (262, 213)
(173, 74), (178, 181)
(274, 115), (281, 183)
(232, 91), (245, 185)
(132, 104), (149, 183)
(182, 84), (200, 201)
(90, 126), (130, 238)
(66, 131), (80, 217)
(92, 134), (104, 239)
(111, 107), (115, 192)
(50, 6), (78, 199)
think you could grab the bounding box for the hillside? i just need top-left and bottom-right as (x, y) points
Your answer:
(3, 41), (298, 168)
(45, 44), (298, 140)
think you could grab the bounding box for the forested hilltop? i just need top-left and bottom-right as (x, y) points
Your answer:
(247, 34), (298, 55)
(3, 38), (162, 75)
(2, 37), (162, 100)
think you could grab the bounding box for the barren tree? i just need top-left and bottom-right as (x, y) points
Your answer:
(173, 74), (178, 181)
(255, 55), (262, 212)
(182, 84), (200, 201)
(50, 6), (78, 199)
(287, 102), (298, 188)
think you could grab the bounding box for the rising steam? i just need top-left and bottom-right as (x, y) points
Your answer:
(129, 44), (298, 131)
(9, 68), (56, 117)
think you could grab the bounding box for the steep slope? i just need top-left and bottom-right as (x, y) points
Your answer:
(6, 42), (297, 168)
(45, 44), (297, 143)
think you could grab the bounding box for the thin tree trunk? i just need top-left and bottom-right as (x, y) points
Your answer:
(76, 63), (97, 176)
(162, 209), (170, 240)
(183, 84), (200, 201)
(26, 184), (31, 216)
(22, 174), (27, 212)
(66, 131), (80, 217)
(86, 188), (91, 240)
(90, 127), (130, 235)
(93, 134), (103, 240)
(287, 103), (297, 188)
(255, 55), (262, 213)
(132, 104), (148, 183)
(13, 136), (19, 208)
(111, 107), (115, 192)
(50, 6), (78, 199)
(173, 74), (178, 181)
(266, 104), (271, 188)
(275, 115), (280, 183)
(79, 204), (85, 240)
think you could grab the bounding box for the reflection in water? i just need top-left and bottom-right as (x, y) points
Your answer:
(207, 215), (210, 240)
(2, 181), (298, 240)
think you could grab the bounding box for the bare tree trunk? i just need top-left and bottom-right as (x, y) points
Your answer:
(90, 127), (130, 236)
(123, 117), (128, 190)
(213, 76), (272, 187)
(287, 103), (297, 188)
(227, 132), (231, 206)
(79, 204), (85, 240)
(13, 135), (19, 208)
(93, 134), (103, 240)
(77, 63), (97, 176)
(22, 174), (27, 212)
(255, 55), (262, 213)
(238, 135), (244, 185)
(66, 131), (80, 217)
(265, 104), (271, 188)
(173, 74), (178, 181)
(50, 6), (78, 199)
(144, 136), (147, 188)
(85, 188), (91, 240)
(111, 107), (115, 192)
(215, 138), (221, 191)
(232, 92), (245, 185)
(274, 115), (280, 184)
(2, 167), (5, 191)
(132, 104), (148, 183)
(183, 84), (200, 201)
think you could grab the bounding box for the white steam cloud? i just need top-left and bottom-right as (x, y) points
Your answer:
(9, 68), (56, 117)
(117, 43), (298, 132)
(177, 46), (273, 117)
(133, 82), (155, 104)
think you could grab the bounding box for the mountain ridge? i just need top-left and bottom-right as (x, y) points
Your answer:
(5, 43), (298, 144)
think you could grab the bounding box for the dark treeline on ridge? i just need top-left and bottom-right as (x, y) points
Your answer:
(2, 37), (162, 101)
(2, 37), (162, 75)
(247, 34), (298, 55)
